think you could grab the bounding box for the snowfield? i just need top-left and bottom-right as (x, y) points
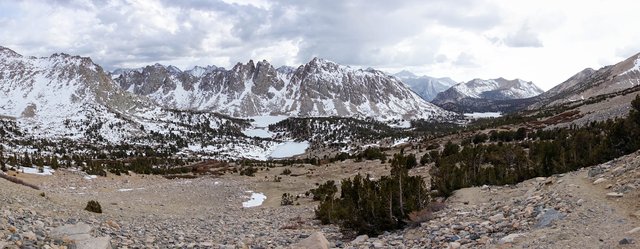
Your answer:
(17, 166), (55, 176)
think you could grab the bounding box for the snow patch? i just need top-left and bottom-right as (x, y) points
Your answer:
(243, 192), (267, 208)
(464, 112), (502, 119)
(392, 138), (410, 147)
(117, 188), (133, 192)
(18, 166), (54, 176)
(83, 175), (98, 180)
(388, 120), (411, 128)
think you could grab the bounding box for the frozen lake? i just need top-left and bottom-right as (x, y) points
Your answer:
(248, 115), (289, 127)
(464, 112), (502, 119)
(242, 115), (289, 138)
(242, 128), (273, 138)
(270, 141), (310, 158)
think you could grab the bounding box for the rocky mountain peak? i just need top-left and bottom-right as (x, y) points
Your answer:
(305, 57), (341, 72)
(0, 46), (22, 58)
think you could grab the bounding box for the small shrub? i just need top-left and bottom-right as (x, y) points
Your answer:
(281, 193), (294, 206)
(240, 166), (257, 177)
(39, 192), (45, 197)
(85, 200), (102, 213)
(281, 168), (292, 175)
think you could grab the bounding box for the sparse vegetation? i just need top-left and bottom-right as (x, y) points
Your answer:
(314, 153), (430, 236)
(281, 168), (292, 175)
(281, 193), (295, 206)
(85, 200), (102, 213)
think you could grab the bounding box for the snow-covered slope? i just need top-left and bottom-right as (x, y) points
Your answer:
(112, 58), (455, 120)
(431, 77), (543, 113)
(0, 46), (284, 159)
(393, 71), (457, 101)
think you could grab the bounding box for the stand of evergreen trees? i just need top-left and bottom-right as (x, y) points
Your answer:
(315, 153), (429, 236)
(431, 95), (640, 196)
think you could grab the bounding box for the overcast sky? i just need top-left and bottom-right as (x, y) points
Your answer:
(1, 0), (639, 90)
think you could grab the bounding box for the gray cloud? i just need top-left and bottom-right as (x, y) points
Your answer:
(453, 52), (479, 67)
(0, 0), (506, 70)
(503, 24), (543, 48)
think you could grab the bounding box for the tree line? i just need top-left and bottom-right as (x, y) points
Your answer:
(431, 94), (640, 196)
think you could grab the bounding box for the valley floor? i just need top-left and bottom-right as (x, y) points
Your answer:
(0, 151), (639, 248)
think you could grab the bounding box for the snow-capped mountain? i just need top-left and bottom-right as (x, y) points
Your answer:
(0, 46), (281, 159)
(530, 52), (640, 109)
(431, 78), (543, 113)
(111, 58), (455, 120)
(393, 71), (457, 101)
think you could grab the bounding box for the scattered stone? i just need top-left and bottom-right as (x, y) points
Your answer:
(448, 241), (461, 248)
(50, 222), (92, 241)
(499, 233), (525, 244)
(535, 209), (565, 228)
(489, 213), (505, 223)
(588, 167), (604, 177)
(21, 231), (37, 240)
(606, 192), (624, 198)
(372, 241), (384, 248)
(593, 178), (607, 184)
(75, 237), (113, 249)
(619, 238), (634, 245)
(351, 235), (369, 244)
(106, 220), (120, 230)
(290, 232), (329, 249)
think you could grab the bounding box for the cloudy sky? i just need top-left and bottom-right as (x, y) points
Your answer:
(1, 0), (639, 90)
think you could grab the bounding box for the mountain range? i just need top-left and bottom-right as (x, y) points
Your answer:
(2, 44), (640, 160)
(110, 58), (452, 120)
(431, 78), (544, 113)
(0, 46), (459, 159)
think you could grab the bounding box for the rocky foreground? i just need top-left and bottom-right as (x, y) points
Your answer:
(1, 151), (639, 248)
